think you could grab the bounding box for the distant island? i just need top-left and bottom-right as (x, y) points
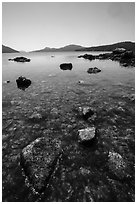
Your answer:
(2, 41), (135, 53)
(2, 45), (19, 53)
(31, 44), (85, 52)
(76, 41), (135, 53)
(31, 41), (135, 53)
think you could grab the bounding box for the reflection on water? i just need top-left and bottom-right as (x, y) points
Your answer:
(2, 52), (135, 202)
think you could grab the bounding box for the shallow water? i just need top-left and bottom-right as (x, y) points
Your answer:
(2, 51), (135, 201)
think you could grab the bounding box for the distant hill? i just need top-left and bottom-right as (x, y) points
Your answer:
(2, 45), (19, 53)
(32, 44), (85, 52)
(76, 41), (135, 53)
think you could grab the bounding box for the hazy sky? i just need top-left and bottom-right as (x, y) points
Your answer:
(2, 2), (135, 51)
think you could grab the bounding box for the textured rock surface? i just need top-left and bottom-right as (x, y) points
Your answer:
(78, 127), (96, 144)
(20, 137), (61, 193)
(108, 152), (127, 179)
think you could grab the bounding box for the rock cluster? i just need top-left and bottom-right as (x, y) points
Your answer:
(78, 48), (135, 67)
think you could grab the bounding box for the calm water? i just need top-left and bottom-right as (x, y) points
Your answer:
(2, 52), (135, 201)
(2, 51), (135, 85)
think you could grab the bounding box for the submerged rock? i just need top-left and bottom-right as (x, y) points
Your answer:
(8, 56), (31, 62)
(78, 127), (96, 145)
(108, 152), (127, 179)
(16, 76), (31, 90)
(20, 137), (61, 193)
(60, 63), (73, 70)
(87, 67), (101, 74)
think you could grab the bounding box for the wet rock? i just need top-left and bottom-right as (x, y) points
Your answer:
(8, 56), (31, 62)
(108, 152), (127, 179)
(78, 54), (96, 60)
(78, 106), (95, 120)
(60, 63), (73, 70)
(20, 137), (61, 193)
(16, 76), (31, 90)
(87, 67), (101, 74)
(78, 127), (96, 145)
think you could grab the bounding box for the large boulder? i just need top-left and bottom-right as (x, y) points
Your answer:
(8, 56), (31, 62)
(16, 76), (31, 90)
(20, 137), (61, 193)
(60, 63), (73, 70)
(87, 67), (101, 74)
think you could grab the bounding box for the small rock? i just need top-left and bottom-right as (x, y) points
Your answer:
(78, 106), (94, 120)
(87, 67), (101, 74)
(78, 127), (96, 144)
(78, 80), (85, 84)
(16, 76), (31, 91)
(4, 80), (10, 84)
(60, 63), (72, 70)
(108, 152), (127, 179)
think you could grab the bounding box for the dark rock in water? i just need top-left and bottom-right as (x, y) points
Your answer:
(97, 53), (111, 60)
(87, 67), (101, 74)
(78, 106), (94, 120)
(4, 80), (10, 84)
(16, 76), (31, 90)
(108, 152), (127, 180)
(20, 137), (61, 193)
(8, 56), (31, 62)
(78, 127), (96, 145)
(78, 54), (96, 60)
(60, 63), (73, 70)
(78, 49), (135, 67)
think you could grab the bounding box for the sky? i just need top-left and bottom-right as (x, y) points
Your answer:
(2, 2), (135, 51)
